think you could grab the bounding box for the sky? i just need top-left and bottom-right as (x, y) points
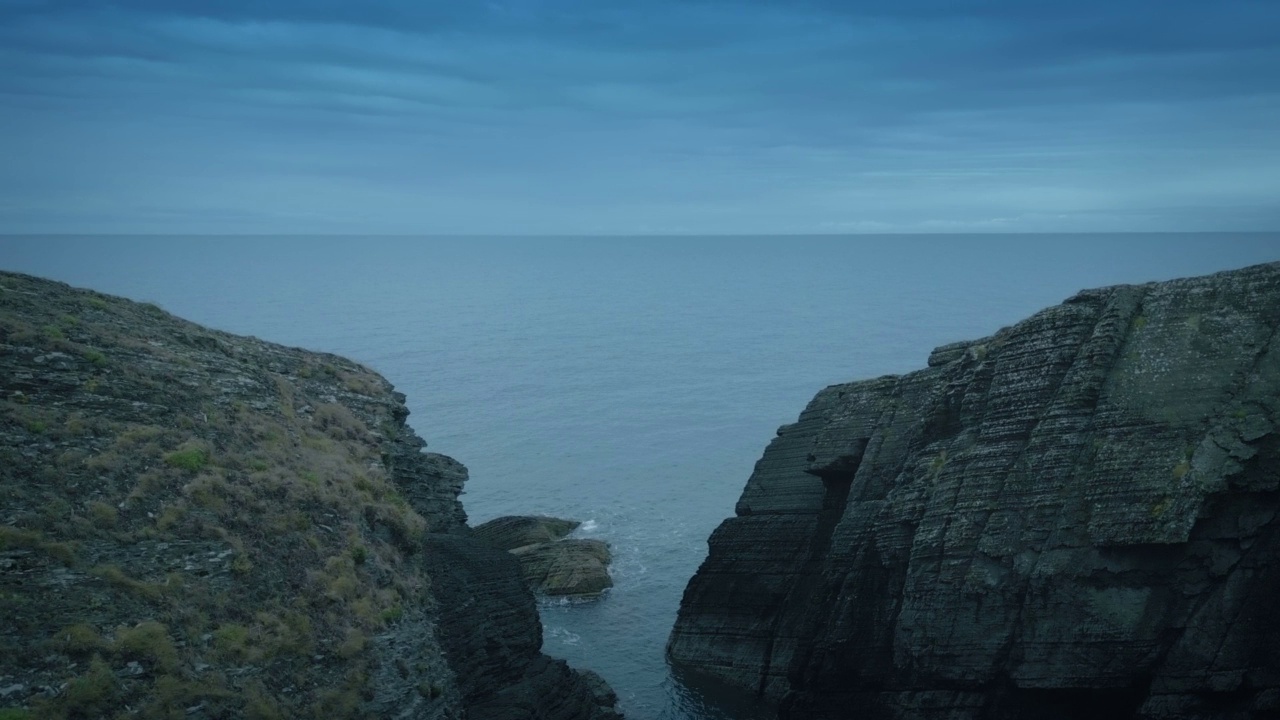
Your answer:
(1, 0), (1278, 235)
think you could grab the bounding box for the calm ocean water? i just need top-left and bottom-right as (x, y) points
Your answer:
(3, 235), (1278, 718)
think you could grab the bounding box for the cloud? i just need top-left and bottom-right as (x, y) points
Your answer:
(0, 0), (1277, 233)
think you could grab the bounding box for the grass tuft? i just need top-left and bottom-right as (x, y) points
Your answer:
(164, 446), (209, 472)
(114, 621), (179, 673)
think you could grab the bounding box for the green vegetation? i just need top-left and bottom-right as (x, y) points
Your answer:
(41, 541), (77, 566)
(87, 501), (117, 528)
(213, 624), (251, 660)
(1, 272), (437, 718)
(350, 544), (368, 565)
(0, 526), (77, 566)
(336, 627), (366, 659)
(91, 565), (167, 600)
(114, 621), (179, 672)
(82, 348), (107, 367)
(244, 685), (285, 720)
(0, 525), (40, 550)
(379, 604), (404, 625)
(231, 553), (253, 575)
(314, 403), (370, 441)
(51, 623), (106, 656)
(164, 446), (209, 472)
(51, 656), (119, 718)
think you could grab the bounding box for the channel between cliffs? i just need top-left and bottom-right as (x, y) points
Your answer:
(668, 262), (1280, 720)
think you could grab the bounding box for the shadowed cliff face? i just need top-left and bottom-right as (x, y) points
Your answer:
(0, 271), (618, 720)
(668, 262), (1280, 720)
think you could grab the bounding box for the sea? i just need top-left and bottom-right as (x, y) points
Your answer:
(2, 235), (1277, 718)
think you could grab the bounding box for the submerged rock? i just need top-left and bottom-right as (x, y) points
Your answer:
(668, 262), (1280, 720)
(475, 516), (614, 598)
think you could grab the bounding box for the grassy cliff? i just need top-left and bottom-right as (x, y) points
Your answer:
(0, 271), (616, 720)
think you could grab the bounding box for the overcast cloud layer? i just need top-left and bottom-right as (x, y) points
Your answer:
(2, 0), (1278, 233)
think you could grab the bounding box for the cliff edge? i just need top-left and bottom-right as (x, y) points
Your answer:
(0, 271), (618, 719)
(668, 262), (1280, 720)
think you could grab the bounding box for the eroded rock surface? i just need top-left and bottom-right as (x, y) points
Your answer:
(475, 516), (614, 598)
(0, 271), (618, 719)
(669, 262), (1280, 720)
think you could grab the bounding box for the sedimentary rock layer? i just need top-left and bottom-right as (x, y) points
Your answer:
(669, 262), (1280, 720)
(474, 516), (614, 598)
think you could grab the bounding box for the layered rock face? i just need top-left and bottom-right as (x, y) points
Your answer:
(474, 516), (614, 598)
(0, 271), (617, 719)
(669, 262), (1280, 720)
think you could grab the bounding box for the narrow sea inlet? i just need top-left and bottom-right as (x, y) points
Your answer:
(4, 235), (1276, 718)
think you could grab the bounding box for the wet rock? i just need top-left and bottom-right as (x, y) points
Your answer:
(475, 516), (614, 598)
(669, 262), (1280, 720)
(513, 539), (613, 598)
(424, 534), (620, 719)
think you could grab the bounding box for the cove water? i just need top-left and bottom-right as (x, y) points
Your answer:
(3, 235), (1277, 718)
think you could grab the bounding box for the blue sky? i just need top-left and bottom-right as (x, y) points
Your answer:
(1, 0), (1278, 234)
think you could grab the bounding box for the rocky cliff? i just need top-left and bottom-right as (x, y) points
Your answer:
(0, 271), (618, 720)
(668, 262), (1280, 720)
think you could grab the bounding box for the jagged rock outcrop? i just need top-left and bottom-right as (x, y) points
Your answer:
(668, 262), (1280, 720)
(474, 516), (614, 598)
(0, 271), (618, 720)
(424, 535), (619, 719)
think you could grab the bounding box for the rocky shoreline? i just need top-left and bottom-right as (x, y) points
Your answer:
(669, 262), (1280, 719)
(0, 271), (620, 720)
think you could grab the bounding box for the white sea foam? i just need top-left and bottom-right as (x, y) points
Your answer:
(545, 626), (581, 646)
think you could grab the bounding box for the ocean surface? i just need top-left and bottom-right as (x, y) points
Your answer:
(2, 235), (1278, 718)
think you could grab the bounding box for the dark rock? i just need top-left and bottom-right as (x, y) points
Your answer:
(474, 515), (581, 551)
(475, 516), (613, 598)
(423, 534), (619, 720)
(514, 539), (613, 597)
(669, 262), (1280, 720)
(579, 669), (620, 709)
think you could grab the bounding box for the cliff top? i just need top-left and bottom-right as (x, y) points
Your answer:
(0, 270), (455, 718)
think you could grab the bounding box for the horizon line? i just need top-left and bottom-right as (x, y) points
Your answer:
(4, 230), (1279, 238)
